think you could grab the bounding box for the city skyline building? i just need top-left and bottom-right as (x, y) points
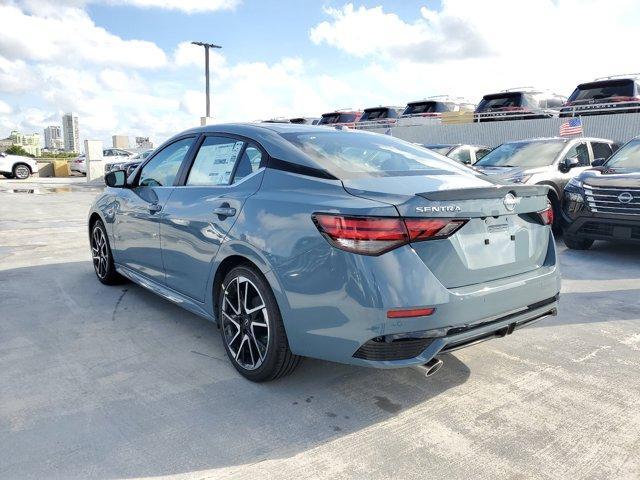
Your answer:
(62, 113), (79, 152)
(44, 125), (63, 150)
(112, 135), (129, 149)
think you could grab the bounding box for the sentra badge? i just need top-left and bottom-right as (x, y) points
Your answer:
(416, 205), (462, 213)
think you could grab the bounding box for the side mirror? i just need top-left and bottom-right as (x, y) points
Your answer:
(0, 152), (6, 157)
(105, 169), (127, 188)
(560, 156), (580, 173)
(592, 158), (606, 167)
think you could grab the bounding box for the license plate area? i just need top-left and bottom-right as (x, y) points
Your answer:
(457, 217), (520, 270)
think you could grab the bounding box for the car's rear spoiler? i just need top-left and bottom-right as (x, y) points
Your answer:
(418, 185), (549, 201)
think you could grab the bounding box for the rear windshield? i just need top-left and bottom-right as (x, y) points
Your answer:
(281, 131), (471, 177)
(605, 139), (640, 169)
(359, 109), (398, 121)
(403, 101), (452, 115)
(319, 113), (358, 124)
(476, 93), (537, 111)
(475, 141), (566, 168)
(569, 80), (635, 102)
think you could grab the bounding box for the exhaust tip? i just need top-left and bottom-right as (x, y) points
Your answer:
(414, 357), (443, 378)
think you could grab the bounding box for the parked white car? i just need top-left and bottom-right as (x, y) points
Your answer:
(0, 152), (39, 180)
(70, 154), (86, 174)
(69, 149), (135, 175)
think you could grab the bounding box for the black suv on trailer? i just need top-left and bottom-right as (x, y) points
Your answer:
(562, 137), (640, 249)
(560, 76), (640, 117)
(475, 89), (566, 122)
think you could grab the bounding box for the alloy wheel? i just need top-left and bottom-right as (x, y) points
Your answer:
(14, 165), (29, 179)
(221, 276), (270, 370)
(91, 226), (109, 279)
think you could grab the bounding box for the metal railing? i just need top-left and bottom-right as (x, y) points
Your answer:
(359, 103), (640, 146)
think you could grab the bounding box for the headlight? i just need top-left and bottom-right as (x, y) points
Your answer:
(510, 174), (532, 184)
(566, 177), (583, 189)
(105, 162), (124, 173)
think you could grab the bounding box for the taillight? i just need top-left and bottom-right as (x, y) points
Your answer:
(537, 204), (554, 226)
(312, 214), (468, 255)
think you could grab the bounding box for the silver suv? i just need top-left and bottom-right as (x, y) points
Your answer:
(475, 137), (620, 226)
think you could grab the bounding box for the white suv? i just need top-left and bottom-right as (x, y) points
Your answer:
(0, 152), (39, 180)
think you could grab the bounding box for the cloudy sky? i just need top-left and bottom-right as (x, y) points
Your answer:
(1, 0), (640, 148)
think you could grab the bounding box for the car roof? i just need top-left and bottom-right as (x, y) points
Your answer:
(175, 122), (374, 173)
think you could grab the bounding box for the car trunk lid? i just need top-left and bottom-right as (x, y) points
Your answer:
(343, 174), (551, 288)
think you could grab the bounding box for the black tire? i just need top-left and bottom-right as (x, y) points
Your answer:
(563, 233), (594, 250)
(12, 163), (31, 180)
(218, 265), (301, 382)
(90, 219), (126, 285)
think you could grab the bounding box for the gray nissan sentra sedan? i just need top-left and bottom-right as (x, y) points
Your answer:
(88, 123), (561, 382)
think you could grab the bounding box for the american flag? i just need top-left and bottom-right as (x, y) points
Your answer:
(559, 118), (583, 137)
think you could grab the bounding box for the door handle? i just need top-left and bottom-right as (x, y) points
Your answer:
(148, 203), (162, 214)
(212, 206), (236, 218)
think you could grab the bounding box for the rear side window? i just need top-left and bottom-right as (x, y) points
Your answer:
(591, 142), (613, 160)
(569, 80), (635, 102)
(233, 145), (263, 182)
(139, 137), (193, 187)
(564, 142), (590, 167)
(187, 136), (245, 186)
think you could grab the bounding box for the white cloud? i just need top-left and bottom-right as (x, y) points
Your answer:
(311, 0), (640, 103)
(0, 4), (167, 69)
(310, 3), (490, 61)
(99, 69), (146, 92)
(0, 57), (37, 93)
(103, 0), (240, 13)
(0, 100), (12, 115)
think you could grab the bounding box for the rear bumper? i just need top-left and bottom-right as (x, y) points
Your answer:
(274, 232), (561, 368)
(352, 295), (558, 367)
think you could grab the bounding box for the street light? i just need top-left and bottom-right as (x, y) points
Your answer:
(191, 41), (222, 119)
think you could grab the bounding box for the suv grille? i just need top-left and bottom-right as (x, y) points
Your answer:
(584, 185), (640, 216)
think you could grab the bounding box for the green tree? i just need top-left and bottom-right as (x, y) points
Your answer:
(5, 145), (35, 157)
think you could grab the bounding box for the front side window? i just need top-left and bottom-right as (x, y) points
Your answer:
(604, 139), (640, 169)
(476, 141), (567, 168)
(564, 142), (590, 167)
(186, 136), (245, 186)
(138, 137), (193, 187)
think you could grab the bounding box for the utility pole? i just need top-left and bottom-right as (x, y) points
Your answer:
(191, 41), (222, 118)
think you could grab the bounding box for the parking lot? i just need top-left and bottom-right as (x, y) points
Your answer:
(0, 177), (639, 480)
